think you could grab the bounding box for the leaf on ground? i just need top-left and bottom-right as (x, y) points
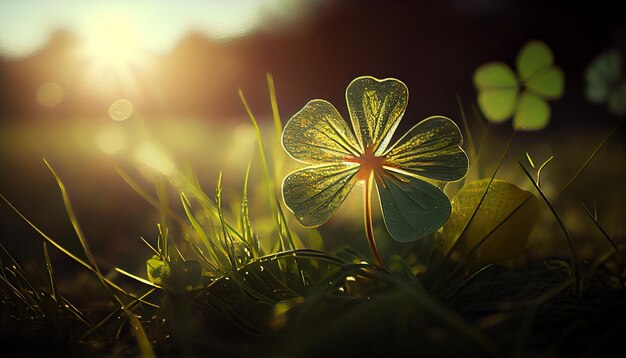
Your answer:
(440, 179), (540, 268)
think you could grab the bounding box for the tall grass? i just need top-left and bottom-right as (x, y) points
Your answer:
(1, 81), (623, 356)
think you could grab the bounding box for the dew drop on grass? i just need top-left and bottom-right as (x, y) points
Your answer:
(346, 276), (356, 282)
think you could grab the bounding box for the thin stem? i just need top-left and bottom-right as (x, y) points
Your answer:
(556, 120), (623, 198)
(519, 162), (581, 295)
(364, 173), (385, 269)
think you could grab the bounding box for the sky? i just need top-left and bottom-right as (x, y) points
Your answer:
(0, 0), (310, 58)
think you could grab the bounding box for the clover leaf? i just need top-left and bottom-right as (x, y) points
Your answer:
(474, 40), (564, 130)
(282, 76), (468, 267)
(585, 49), (626, 116)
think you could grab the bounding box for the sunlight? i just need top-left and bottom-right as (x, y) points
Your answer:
(75, 13), (152, 94)
(80, 16), (142, 69)
(0, 0), (312, 58)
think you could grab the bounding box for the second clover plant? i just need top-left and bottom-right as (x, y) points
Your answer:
(473, 40), (564, 130)
(281, 76), (468, 267)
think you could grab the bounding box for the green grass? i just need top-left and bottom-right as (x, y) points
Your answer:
(1, 79), (625, 357)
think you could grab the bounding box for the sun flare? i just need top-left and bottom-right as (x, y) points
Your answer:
(79, 16), (143, 68)
(75, 14), (154, 94)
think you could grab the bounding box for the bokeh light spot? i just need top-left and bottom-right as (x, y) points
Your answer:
(108, 99), (134, 121)
(96, 124), (126, 155)
(36, 82), (64, 107)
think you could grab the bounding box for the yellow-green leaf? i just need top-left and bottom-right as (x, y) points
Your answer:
(516, 40), (554, 82)
(440, 179), (539, 267)
(474, 40), (562, 130)
(376, 171), (451, 242)
(146, 255), (169, 286)
(478, 88), (518, 122)
(513, 92), (550, 130)
(346, 76), (408, 153)
(283, 99), (362, 163)
(283, 163), (359, 227)
(473, 62), (517, 90)
(383, 116), (468, 181)
(525, 66), (564, 99)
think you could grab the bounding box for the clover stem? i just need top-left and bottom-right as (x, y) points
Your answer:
(363, 172), (385, 269)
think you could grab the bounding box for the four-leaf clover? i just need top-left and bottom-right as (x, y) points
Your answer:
(474, 40), (564, 130)
(281, 76), (468, 257)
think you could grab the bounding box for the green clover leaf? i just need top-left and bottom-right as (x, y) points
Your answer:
(585, 49), (626, 116)
(474, 40), (564, 130)
(282, 76), (468, 252)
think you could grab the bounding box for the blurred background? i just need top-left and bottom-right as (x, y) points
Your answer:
(1, 0), (624, 284)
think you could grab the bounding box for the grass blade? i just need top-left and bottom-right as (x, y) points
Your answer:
(116, 164), (189, 228)
(154, 177), (170, 258)
(519, 161), (581, 294)
(1, 193), (156, 307)
(216, 172), (238, 270)
(443, 196), (532, 283)
(455, 94), (476, 161)
(581, 201), (621, 258)
(442, 132), (515, 266)
(44, 158), (123, 306)
(239, 88), (274, 194)
(557, 121), (623, 197)
(114, 267), (161, 289)
(180, 191), (224, 267)
(267, 72), (283, 140)
(81, 287), (157, 340)
(140, 236), (161, 257)
(239, 87), (296, 252)
(241, 160), (260, 258)
(536, 155), (553, 188)
(126, 310), (156, 358)
(42, 242), (58, 301)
